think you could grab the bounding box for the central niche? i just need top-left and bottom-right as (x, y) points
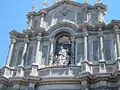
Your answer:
(54, 32), (72, 65)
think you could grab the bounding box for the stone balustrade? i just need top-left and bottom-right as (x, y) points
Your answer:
(1, 61), (120, 79)
(38, 66), (81, 77)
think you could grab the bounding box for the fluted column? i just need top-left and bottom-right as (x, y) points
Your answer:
(98, 27), (106, 73)
(49, 38), (54, 65)
(114, 25), (120, 60)
(83, 28), (88, 61)
(20, 35), (29, 66)
(6, 36), (16, 66)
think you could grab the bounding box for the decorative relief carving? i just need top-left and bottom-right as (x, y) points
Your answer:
(54, 9), (75, 23)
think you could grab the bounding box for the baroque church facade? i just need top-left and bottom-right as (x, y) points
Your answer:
(0, 0), (120, 90)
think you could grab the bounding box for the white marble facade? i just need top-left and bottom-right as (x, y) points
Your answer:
(1, 0), (120, 90)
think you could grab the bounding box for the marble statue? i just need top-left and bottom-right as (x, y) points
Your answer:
(55, 46), (69, 66)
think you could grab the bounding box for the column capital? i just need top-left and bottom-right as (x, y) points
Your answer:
(114, 25), (120, 34)
(82, 28), (88, 37)
(71, 37), (75, 42)
(36, 36), (42, 41)
(24, 35), (29, 43)
(50, 38), (55, 43)
(98, 27), (103, 37)
(10, 37), (16, 44)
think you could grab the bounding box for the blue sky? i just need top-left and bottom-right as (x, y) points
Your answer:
(0, 0), (120, 67)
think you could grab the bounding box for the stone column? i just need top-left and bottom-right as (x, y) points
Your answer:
(4, 36), (16, 78)
(16, 35), (29, 77)
(114, 25), (120, 60)
(114, 25), (120, 71)
(31, 33), (42, 76)
(98, 28), (104, 61)
(49, 38), (54, 65)
(20, 35), (29, 66)
(98, 27), (106, 73)
(83, 28), (88, 61)
(6, 36), (16, 67)
(81, 28), (92, 73)
(71, 37), (75, 65)
(34, 34), (42, 65)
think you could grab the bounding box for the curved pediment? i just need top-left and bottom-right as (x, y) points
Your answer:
(47, 22), (78, 36)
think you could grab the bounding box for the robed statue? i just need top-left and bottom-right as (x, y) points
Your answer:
(55, 46), (69, 66)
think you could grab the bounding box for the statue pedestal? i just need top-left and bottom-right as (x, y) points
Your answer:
(99, 60), (106, 73)
(3, 65), (12, 78)
(116, 58), (120, 71)
(30, 63), (38, 77)
(81, 60), (92, 74)
(16, 65), (24, 77)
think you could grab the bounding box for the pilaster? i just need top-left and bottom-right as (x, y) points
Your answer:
(81, 28), (92, 73)
(35, 33), (42, 65)
(82, 28), (88, 61)
(12, 84), (20, 90)
(49, 38), (55, 66)
(4, 36), (16, 78)
(6, 36), (16, 67)
(31, 33), (42, 76)
(16, 35), (29, 77)
(114, 25), (120, 60)
(28, 83), (35, 90)
(0, 84), (3, 90)
(81, 80), (89, 90)
(20, 35), (29, 66)
(98, 27), (106, 73)
(70, 37), (75, 65)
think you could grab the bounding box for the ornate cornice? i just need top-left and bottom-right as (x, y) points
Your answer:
(9, 30), (25, 38)
(9, 19), (120, 39)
